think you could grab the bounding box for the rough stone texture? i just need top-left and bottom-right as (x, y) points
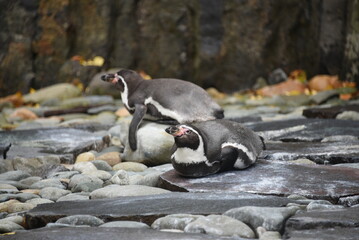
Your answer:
(2, 1), (356, 96)
(303, 104), (359, 119)
(89, 185), (170, 199)
(284, 207), (359, 238)
(152, 214), (202, 230)
(285, 227), (359, 240)
(100, 221), (150, 228)
(26, 192), (300, 228)
(119, 121), (173, 165)
(224, 206), (300, 232)
(159, 161), (359, 201)
(0, 227), (237, 240)
(245, 119), (359, 142)
(263, 141), (359, 164)
(0, 128), (110, 164)
(56, 215), (104, 227)
(184, 214), (255, 238)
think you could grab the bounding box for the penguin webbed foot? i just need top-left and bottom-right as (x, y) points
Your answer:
(128, 104), (147, 151)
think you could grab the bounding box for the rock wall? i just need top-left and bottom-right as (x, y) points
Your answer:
(0, 0), (357, 96)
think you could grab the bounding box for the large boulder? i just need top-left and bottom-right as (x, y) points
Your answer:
(118, 120), (174, 165)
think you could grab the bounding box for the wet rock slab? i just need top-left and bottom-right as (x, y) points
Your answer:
(245, 119), (359, 141)
(0, 227), (237, 240)
(286, 227), (359, 240)
(284, 207), (359, 239)
(26, 192), (299, 228)
(303, 104), (359, 119)
(159, 161), (359, 201)
(263, 141), (359, 164)
(0, 128), (110, 162)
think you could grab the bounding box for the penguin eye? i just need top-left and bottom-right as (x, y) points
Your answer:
(184, 129), (192, 135)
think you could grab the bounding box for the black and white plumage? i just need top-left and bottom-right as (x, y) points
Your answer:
(101, 69), (224, 151)
(165, 120), (265, 177)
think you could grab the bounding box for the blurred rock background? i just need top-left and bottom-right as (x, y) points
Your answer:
(0, 0), (358, 96)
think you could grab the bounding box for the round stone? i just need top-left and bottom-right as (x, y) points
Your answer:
(55, 215), (104, 227)
(39, 187), (71, 201)
(73, 162), (97, 173)
(90, 185), (170, 199)
(57, 193), (90, 202)
(83, 170), (112, 181)
(26, 198), (54, 206)
(100, 221), (150, 228)
(75, 152), (96, 163)
(7, 202), (35, 213)
(96, 152), (121, 167)
(91, 160), (112, 171)
(184, 215), (255, 238)
(113, 162), (148, 172)
(30, 179), (66, 190)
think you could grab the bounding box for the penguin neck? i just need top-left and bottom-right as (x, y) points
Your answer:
(174, 137), (199, 150)
(119, 76), (142, 111)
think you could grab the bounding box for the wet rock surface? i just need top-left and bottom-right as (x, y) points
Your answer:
(159, 161), (359, 201)
(0, 227), (237, 240)
(26, 192), (300, 228)
(245, 118), (359, 142)
(303, 104), (359, 119)
(0, 87), (359, 239)
(284, 207), (359, 239)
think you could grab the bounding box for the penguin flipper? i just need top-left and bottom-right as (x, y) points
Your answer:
(219, 146), (238, 171)
(129, 104), (147, 151)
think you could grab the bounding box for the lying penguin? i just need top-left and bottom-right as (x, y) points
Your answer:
(101, 69), (224, 151)
(165, 120), (265, 177)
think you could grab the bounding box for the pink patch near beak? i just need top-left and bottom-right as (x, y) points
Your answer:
(175, 127), (188, 137)
(111, 77), (119, 84)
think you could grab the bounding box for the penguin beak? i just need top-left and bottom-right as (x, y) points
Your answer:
(100, 73), (119, 84)
(165, 126), (186, 137)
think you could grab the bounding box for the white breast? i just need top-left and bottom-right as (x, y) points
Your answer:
(171, 125), (215, 167)
(118, 76), (134, 111)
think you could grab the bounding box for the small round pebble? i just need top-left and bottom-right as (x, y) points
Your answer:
(83, 170), (112, 181)
(19, 176), (42, 186)
(7, 202), (35, 213)
(75, 152), (95, 163)
(73, 162), (97, 173)
(90, 185), (170, 199)
(0, 184), (19, 194)
(55, 215), (104, 226)
(0, 171), (31, 181)
(0, 221), (24, 233)
(91, 160), (113, 171)
(108, 170), (129, 185)
(26, 198), (54, 206)
(95, 152), (121, 167)
(100, 221), (150, 228)
(30, 179), (66, 190)
(57, 193), (90, 202)
(113, 162), (148, 172)
(40, 187), (71, 201)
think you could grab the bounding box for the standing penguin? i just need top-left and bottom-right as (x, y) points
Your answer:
(101, 69), (224, 151)
(165, 120), (265, 177)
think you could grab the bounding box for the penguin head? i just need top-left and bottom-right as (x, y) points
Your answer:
(166, 125), (200, 150)
(101, 69), (142, 92)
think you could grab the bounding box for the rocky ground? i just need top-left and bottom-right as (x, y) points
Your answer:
(0, 82), (358, 239)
